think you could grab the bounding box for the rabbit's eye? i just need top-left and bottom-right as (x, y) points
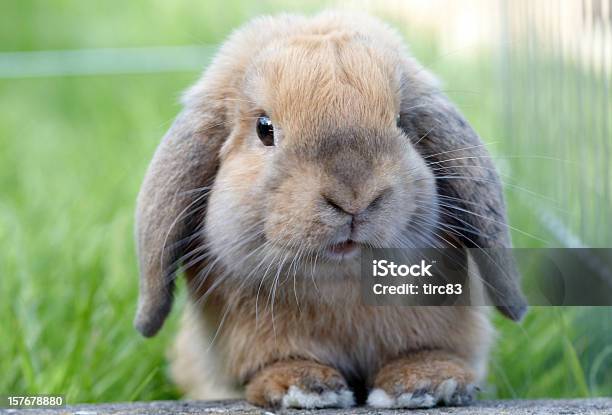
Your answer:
(396, 113), (401, 127)
(256, 115), (274, 146)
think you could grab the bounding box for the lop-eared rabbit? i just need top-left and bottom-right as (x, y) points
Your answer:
(134, 11), (526, 409)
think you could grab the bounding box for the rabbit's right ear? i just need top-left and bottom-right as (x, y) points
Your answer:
(134, 100), (228, 337)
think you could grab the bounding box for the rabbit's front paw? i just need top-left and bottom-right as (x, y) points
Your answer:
(246, 360), (354, 409)
(367, 350), (478, 409)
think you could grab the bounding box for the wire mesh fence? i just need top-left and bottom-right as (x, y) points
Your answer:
(500, 0), (611, 247)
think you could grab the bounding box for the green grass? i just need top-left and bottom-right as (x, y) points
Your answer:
(1, 0), (611, 404)
(0, 74), (191, 401)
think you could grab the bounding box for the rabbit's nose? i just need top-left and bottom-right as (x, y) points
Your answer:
(323, 190), (387, 217)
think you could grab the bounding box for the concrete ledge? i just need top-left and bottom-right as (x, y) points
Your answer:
(2, 399), (611, 415)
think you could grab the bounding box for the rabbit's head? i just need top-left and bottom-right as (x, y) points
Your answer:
(206, 28), (440, 275)
(134, 12), (526, 337)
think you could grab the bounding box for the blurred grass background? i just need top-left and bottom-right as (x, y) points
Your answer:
(1, 0), (611, 404)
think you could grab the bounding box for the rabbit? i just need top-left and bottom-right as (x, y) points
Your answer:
(133, 11), (527, 409)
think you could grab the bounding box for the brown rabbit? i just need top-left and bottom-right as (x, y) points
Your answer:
(134, 11), (526, 409)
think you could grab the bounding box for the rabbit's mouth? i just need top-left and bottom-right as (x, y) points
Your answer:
(324, 239), (361, 261)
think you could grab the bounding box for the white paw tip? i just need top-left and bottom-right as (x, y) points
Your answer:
(436, 378), (459, 403)
(281, 385), (355, 409)
(397, 392), (436, 409)
(337, 389), (356, 408)
(366, 388), (394, 408)
(367, 388), (437, 409)
(367, 378), (472, 409)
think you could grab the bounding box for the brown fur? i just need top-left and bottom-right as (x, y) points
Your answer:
(172, 269), (492, 406)
(373, 351), (475, 398)
(134, 11), (525, 409)
(202, 284), (491, 384)
(246, 360), (348, 408)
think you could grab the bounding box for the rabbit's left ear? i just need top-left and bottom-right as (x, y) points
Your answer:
(400, 83), (527, 321)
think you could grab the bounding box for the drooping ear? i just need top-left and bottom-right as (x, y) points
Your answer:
(134, 102), (228, 337)
(400, 87), (527, 321)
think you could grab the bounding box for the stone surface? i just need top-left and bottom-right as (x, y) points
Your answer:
(1, 399), (611, 415)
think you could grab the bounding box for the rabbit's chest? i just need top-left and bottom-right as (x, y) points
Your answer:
(216, 284), (486, 382)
